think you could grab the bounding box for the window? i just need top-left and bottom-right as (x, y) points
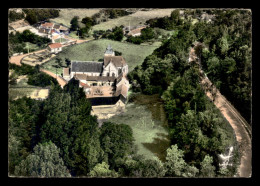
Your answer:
(107, 72), (110, 76)
(112, 73), (115, 77)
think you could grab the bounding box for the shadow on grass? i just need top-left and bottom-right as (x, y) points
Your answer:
(142, 132), (170, 162)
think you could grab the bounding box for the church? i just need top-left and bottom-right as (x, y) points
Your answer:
(62, 44), (130, 108)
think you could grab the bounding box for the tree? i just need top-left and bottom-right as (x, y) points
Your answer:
(65, 58), (71, 68)
(141, 27), (155, 41)
(14, 141), (71, 177)
(70, 16), (79, 31)
(81, 16), (94, 26)
(100, 122), (134, 168)
(88, 162), (118, 177)
(164, 144), (187, 177)
(199, 155), (216, 177)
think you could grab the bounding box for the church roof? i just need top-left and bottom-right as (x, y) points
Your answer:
(71, 61), (103, 73)
(104, 56), (127, 67)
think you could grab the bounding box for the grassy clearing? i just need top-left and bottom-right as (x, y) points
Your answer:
(9, 76), (38, 100)
(42, 39), (159, 75)
(106, 93), (170, 161)
(91, 9), (175, 32)
(50, 8), (102, 27)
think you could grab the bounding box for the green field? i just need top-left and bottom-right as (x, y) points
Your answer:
(42, 39), (159, 75)
(106, 93), (170, 161)
(54, 38), (68, 43)
(9, 77), (39, 100)
(50, 8), (102, 27)
(91, 9), (175, 32)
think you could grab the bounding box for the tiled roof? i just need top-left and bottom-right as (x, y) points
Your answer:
(59, 26), (69, 31)
(74, 74), (87, 80)
(48, 43), (62, 49)
(86, 76), (116, 82)
(74, 74), (116, 82)
(80, 82), (91, 88)
(104, 56), (126, 67)
(39, 28), (49, 34)
(53, 24), (60, 29)
(114, 84), (128, 98)
(63, 68), (70, 76)
(41, 22), (54, 28)
(71, 61), (103, 73)
(127, 26), (146, 36)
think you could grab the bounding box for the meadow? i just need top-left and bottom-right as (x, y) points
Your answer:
(91, 9), (175, 32)
(107, 93), (170, 161)
(9, 76), (38, 100)
(50, 8), (101, 27)
(42, 39), (159, 75)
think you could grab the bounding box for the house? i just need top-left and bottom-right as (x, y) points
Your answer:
(48, 43), (62, 54)
(127, 26), (147, 37)
(39, 22), (54, 30)
(63, 44), (130, 111)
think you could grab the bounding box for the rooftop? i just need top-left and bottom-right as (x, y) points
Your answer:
(48, 43), (62, 49)
(41, 22), (54, 28)
(104, 56), (127, 67)
(71, 61), (103, 73)
(63, 68), (70, 76)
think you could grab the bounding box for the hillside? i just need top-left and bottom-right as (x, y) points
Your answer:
(42, 39), (159, 75)
(92, 9), (175, 31)
(50, 8), (102, 27)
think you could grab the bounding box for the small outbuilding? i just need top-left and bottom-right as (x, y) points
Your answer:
(48, 43), (62, 54)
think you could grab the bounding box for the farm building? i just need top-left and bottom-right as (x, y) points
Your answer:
(48, 43), (62, 53)
(126, 25), (147, 37)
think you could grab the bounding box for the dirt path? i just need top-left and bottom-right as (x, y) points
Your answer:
(40, 69), (67, 88)
(201, 77), (251, 177)
(9, 49), (47, 66)
(190, 45), (252, 177)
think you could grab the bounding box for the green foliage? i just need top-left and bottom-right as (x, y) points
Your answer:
(8, 97), (42, 174)
(8, 29), (51, 55)
(197, 10), (252, 123)
(100, 122), (134, 168)
(14, 141), (71, 177)
(199, 155), (216, 177)
(9, 63), (58, 87)
(146, 9), (183, 30)
(103, 26), (124, 41)
(9, 10), (25, 22)
(88, 162), (118, 177)
(23, 8), (59, 25)
(114, 155), (166, 177)
(164, 145), (195, 177)
(70, 16), (79, 31)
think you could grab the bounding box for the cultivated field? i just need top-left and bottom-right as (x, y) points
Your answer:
(107, 93), (170, 161)
(42, 39), (159, 75)
(50, 8), (102, 27)
(92, 9), (175, 31)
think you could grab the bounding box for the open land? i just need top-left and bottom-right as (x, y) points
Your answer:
(42, 39), (159, 75)
(91, 9), (175, 32)
(107, 93), (170, 161)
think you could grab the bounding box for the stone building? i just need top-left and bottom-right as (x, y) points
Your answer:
(63, 44), (130, 103)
